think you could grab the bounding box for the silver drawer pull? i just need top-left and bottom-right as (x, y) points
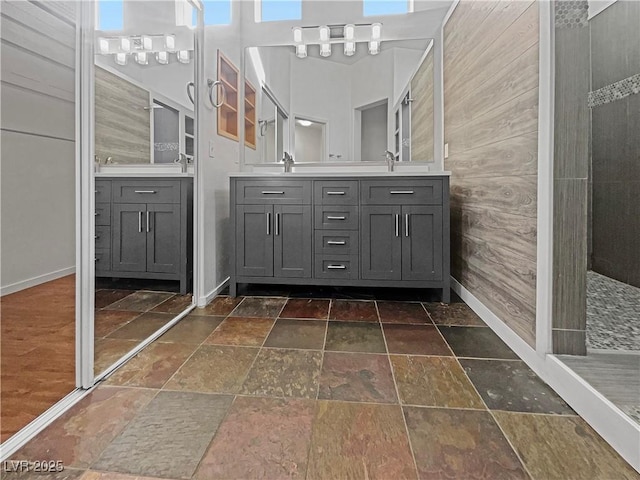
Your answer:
(390, 190), (414, 194)
(327, 240), (346, 245)
(326, 191), (345, 195)
(94, 212), (99, 216)
(134, 190), (157, 194)
(327, 264), (346, 269)
(261, 191), (285, 194)
(95, 257), (99, 262)
(95, 235), (100, 239)
(327, 216), (346, 220)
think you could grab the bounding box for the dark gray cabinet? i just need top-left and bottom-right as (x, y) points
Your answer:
(96, 177), (193, 294)
(230, 175), (450, 301)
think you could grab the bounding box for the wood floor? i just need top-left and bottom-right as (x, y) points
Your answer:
(0, 275), (76, 442)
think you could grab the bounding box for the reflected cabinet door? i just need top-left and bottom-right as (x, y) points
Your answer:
(146, 203), (181, 274)
(112, 204), (147, 272)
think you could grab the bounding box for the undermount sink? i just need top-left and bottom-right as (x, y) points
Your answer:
(96, 163), (194, 175)
(248, 162), (432, 175)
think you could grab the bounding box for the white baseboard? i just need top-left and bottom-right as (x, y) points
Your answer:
(451, 277), (640, 473)
(197, 276), (229, 307)
(1, 266), (75, 296)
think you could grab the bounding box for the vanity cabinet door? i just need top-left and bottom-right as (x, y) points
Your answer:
(401, 206), (443, 281)
(112, 204), (147, 273)
(236, 204), (274, 277)
(146, 204), (181, 274)
(273, 205), (312, 278)
(361, 206), (402, 281)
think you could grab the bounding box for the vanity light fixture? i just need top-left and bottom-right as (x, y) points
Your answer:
(135, 51), (149, 65)
(344, 41), (356, 56)
(114, 52), (128, 65)
(369, 40), (380, 55)
(156, 51), (169, 65)
(344, 24), (355, 40)
(296, 44), (307, 58)
(319, 43), (331, 57)
(293, 27), (303, 43)
(371, 23), (382, 40)
(164, 34), (176, 50)
(98, 37), (110, 54)
(177, 50), (190, 64)
(119, 37), (131, 52)
(319, 25), (330, 42)
(141, 35), (153, 50)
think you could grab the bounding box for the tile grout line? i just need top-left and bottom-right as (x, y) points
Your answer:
(377, 302), (421, 480)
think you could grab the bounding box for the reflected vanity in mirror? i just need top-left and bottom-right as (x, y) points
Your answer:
(243, 37), (434, 167)
(92, 2), (196, 378)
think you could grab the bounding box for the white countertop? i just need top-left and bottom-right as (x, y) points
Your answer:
(95, 172), (194, 178)
(229, 171), (451, 177)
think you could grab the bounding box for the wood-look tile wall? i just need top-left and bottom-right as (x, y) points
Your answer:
(95, 66), (151, 164)
(444, 1), (539, 347)
(552, 7), (590, 355)
(411, 48), (434, 162)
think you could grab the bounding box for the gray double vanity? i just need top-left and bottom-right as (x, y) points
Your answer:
(229, 172), (450, 302)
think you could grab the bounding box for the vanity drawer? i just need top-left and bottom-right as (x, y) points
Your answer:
(314, 230), (358, 256)
(95, 180), (111, 203)
(95, 249), (111, 274)
(361, 179), (443, 205)
(236, 180), (311, 204)
(314, 205), (358, 230)
(314, 180), (358, 205)
(112, 180), (181, 204)
(314, 255), (359, 280)
(95, 226), (111, 250)
(95, 203), (111, 226)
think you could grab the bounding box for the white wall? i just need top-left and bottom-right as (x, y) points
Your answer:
(360, 103), (388, 161)
(0, 2), (76, 294)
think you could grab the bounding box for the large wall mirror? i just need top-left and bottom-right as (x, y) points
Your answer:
(244, 38), (434, 165)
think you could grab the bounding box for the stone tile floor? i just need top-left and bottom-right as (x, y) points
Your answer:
(12, 295), (638, 480)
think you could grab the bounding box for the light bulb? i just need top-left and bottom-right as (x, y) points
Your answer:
(114, 52), (127, 65)
(156, 51), (169, 65)
(119, 37), (131, 52)
(319, 25), (330, 42)
(296, 44), (307, 58)
(164, 34), (176, 50)
(320, 43), (331, 57)
(344, 41), (356, 56)
(98, 37), (109, 54)
(371, 23), (382, 40)
(344, 24), (355, 41)
(135, 51), (148, 65)
(293, 27), (303, 43)
(141, 35), (153, 50)
(369, 40), (380, 55)
(177, 50), (190, 63)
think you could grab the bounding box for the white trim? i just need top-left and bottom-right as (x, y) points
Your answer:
(194, 4), (206, 311)
(198, 276), (230, 307)
(441, 0), (460, 28)
(0, 267), (75, 297)
(95, 304), (196, 381)
(452, 277), (640, 473)
(0, 388), (94, 461)
(588, 0), (617, 19)
(535, 0), (555, 356)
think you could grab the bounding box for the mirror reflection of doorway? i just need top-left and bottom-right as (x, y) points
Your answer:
(92, 0), (198, 378)
(356, 99), (388, 162)
(294, 117), (326, 163)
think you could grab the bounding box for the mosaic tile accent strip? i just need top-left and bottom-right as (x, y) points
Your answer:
(586, 271), (640, 351)
(555, 0), (588, 28)
(588, 73), (640, 107)
(153, 142), (179, 152)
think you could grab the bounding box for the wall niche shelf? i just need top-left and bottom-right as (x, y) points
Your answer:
(217, 50), (239, 142)
(244, 79), (256, 149)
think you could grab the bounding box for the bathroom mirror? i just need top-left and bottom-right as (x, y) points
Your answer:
(244, 38), (434, 164)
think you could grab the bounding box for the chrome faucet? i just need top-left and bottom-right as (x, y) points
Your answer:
(384, 150), (395, 172)
(282, 152), (294, 173)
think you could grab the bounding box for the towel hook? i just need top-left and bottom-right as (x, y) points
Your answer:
(208, 79), (225, 108)
(186, 82), (195, 105)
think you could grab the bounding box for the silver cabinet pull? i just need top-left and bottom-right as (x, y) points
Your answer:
(327, 240), (346, 245)
(327, 216), (346, 220)
(275, 213), (280, 236)
(139, 211), (143, 233)
(146, 211), (150, 233)
(261, 191), (285, 195)
(134, 190), (157, 194)
(266, 212), (271, 235)
(390, 190), (414, 194)
(395, 214), (400, 237)
(326, 191), (345, 195)
(405, 214), (410, 237)
(327, 264), (346, 269)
